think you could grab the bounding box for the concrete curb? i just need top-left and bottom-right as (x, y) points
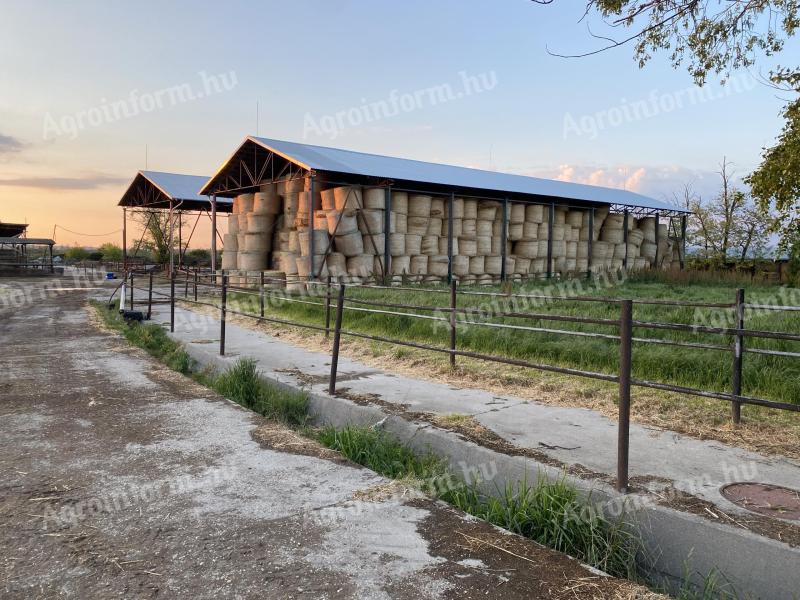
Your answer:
(178, 333), (798, 599)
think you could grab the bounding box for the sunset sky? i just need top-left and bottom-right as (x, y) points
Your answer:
(0, 0), (794, 249)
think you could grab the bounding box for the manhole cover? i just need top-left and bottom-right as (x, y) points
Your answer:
(721, 482), (800, 521)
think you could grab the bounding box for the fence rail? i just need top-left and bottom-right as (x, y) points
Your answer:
(120, 268), (800, 494)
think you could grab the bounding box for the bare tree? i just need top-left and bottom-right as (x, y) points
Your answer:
(130, 210), (184, 265)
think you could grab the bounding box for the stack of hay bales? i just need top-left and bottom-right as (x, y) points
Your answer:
(220, 182), (685, 287)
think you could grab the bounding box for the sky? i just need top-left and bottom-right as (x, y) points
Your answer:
(0, 0), (793, 248)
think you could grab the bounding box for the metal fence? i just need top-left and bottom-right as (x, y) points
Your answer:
(123, 268), (800, 494)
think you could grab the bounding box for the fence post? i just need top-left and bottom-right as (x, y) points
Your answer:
(617, 299), (633, 494)
(169, 271), (175, 333)
(731, 288), (745, 424)
(328, 284), (346, 395)
(449, 279), (457, 368)
(184, 269), (189, 298)
(129, 271), (134, 310)
(325, 275), (332, 339)
(147, 271), (153, 320)
(259, 271), (265, 318)
(194, 269), (198, 302)
(220, 272), (228, 356)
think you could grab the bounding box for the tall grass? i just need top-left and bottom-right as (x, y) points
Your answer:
(442, 476), (639, 579)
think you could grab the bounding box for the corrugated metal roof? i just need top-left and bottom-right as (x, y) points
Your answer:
(247, 136), (683, 212)
(139, 171), (215, 203)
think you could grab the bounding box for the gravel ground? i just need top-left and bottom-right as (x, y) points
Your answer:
(0, 277), (657, 599)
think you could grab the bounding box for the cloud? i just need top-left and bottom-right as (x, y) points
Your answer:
(0, 133), (24, 154)
(0, 174), (128, 190)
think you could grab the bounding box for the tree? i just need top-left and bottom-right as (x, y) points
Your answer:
(64, 245), (90, 262)
(540, 1), (799, 246)
(184, 249), (211, 267)
(131, 210), (184, 265)
(98, 242), (123, 261)
(677, 159), (773, 261)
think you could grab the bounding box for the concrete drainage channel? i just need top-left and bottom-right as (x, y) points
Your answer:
(166, 339), (800, 599)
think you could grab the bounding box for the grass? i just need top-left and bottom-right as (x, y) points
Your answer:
(442, 475), (639, 579)
(223, 271), (800, 405)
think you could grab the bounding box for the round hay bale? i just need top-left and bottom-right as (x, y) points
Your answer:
(285, 178), (305, 193)
(221, 251), (237, 270)
(438, 236), (458, 255)
(421, 235), (439, 255)
(405, 234), (422, 255)
(566, 210), (583, 228)
(248, 213), (275, 234)
(298, 229), (329, 256)
(476, 235), (492, 255)
(227, 215), (239, 235)
(430, 197), (445, 218)
(389, 234), (406, 256)
(576, 258), (589, 272)
(485, 255), (502, 275)
(391, 255), (411, 275)
(476, 219), (493, 237)
(358, 209), (384, 234)
(283, 192), (300, 214)
(223, 233), (239, 251)
(253, 191), (280, 215)
(505, 256), (516, 274)
(446, 197), (465, 219)
(237, 193), (254, 213)
(239, 251), (267, 271)
(600, 227), (624, 244)
(429, 255), (449, 277)
(551, 240), (567, 257)
(327, 210), (359, 236)
(554, 208), (567, 225)
(333, 186), (363, 210)
(579, 227), (590, 241)
(522, 222), (539, 239)
(566, 241), (578, 259)
(334, 231), (364, 257)
(293, 213), (310, 229)
(237, 233), (247, 250)
(426, 218), (443, 236)
(312, 210), (328, 231)
(363, 233), (385, 255)
(363, 187), (386, 209)
(288, 230), (301, 254)
(296, 255), (327, 278)
(634, 257), (649, 270)
(468, 256), (485, 274)
(245, 232), (272, 252)
(326, 252), (347, 277)
(628, 229), (644, 247)
(640, 241), (657, 259)
(604, 213), (625, 229)
(276, 180), (287, 196)
(592, 241), (610, 259)
(410, 255), (428, 275)
(477, 203), (497, 221)
(531, 258), (546, 274)
(391, 191), (409, 214)
(408, 195), (432, 217)
(273, 251), (298, 275)
(491, 237), (504, 255)
(463, 199), (478, 220)
(551, 224), (566, 241)
(577, 241), (589, 259)
(526, 204), (545, 223)
(537, 223), (550, 239)
(462, 219), (477, 237)
(459, 237), (478, 257)
(537, 239), (549, 256)
(296, 191), (320, 213)
(657, 223), (668, 239)
(514, 257), (531, 274)
(492, 219), (504, 237)
(452, 255), (469, 276)
(514, 240), (539, 259)
(390, 212), (407, 233)
(509, 203), (525, 224)
(445, 219), (463, 238)
(406, 216), (429, 235)
(508, 223), (523, 241)
(373, 255), (387, 276)
(320, 188), (336, 210)
(564, 258), (577, 272)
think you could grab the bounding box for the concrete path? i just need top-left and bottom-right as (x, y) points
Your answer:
(140, 288), (800, 520)
(0, 279), (651, 599)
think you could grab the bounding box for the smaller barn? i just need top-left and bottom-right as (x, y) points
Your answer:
(0, 221), (55, 274)
(117, 171), (232, 271)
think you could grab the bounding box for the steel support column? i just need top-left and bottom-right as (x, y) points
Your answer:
(447, 193), (454, 284)
(622, 209), (629, 269)
(211, 195), (218, 280)
(122, 208), (127, 271)
(680, 215), (687, 270)
(383, 187), (392, 284)
(546, 203), (554, 279)
(500, 199), (508, 282)
(308, 175), (315, 280)
(587, 208), (594, 278)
